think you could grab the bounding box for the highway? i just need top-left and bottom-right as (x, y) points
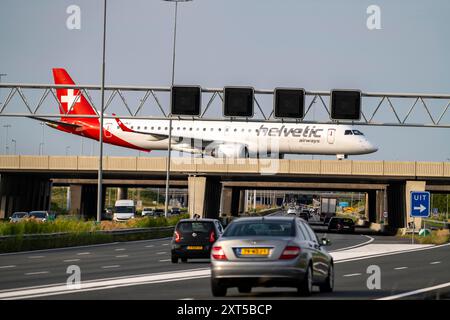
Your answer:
(0, 212), (449, 300)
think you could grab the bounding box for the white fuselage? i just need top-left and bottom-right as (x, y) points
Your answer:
(102, 119), (378, 157)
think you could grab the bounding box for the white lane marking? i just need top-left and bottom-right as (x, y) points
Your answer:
(394, 267), (408, 270)
(145, 245), (154, 248)
(158, 259), (171, 262)
(0, 237), (173, 257)
(430, 261), (441, 265)
(114, 248), (126, 251)
(162, 243), (169, 246)
(330, 235), (374, 253)
(25, 271), (49, 276)
(179, 298), (194, 300)
(77, 252), (90, 256)
(63, 259), (80, 263)
(377, 281), (450, 300)
(333, 243), (446, 264)
(0, 268), (210, 299)
(0, 265), (16, 269)
(156, 252), (167, 255)
(343, 273), (362, 277)
(101, 265), (120, 269)
(115, 255), (129, 258)
(0, 241), (119, 256)
(28, 256), (44, 259)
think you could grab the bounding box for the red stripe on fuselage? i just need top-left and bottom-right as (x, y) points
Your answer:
(57, 123), (150, 152)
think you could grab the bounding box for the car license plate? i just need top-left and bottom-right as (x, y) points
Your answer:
(240, 248), (269, 256)
(187, 246), (203, 250)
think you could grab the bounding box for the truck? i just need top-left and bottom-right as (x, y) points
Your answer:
(320, 197), (337, 224)
(113, 199), (136, 221)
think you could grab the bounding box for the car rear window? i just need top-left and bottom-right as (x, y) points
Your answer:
(223, 221), (295, 237)
(177, 222), (213, 234)
(30, 212), (46, 218)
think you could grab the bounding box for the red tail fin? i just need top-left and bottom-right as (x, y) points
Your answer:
(52, 68), (98, 124)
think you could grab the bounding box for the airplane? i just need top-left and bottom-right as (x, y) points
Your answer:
(31, 68), (378, 159)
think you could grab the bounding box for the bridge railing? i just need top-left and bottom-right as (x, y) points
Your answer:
(1, 156), (449, 177)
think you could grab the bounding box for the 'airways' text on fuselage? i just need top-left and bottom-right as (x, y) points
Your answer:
(257, 125), (324, 138)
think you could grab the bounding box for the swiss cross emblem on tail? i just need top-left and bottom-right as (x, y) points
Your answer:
(61, 89), (81, 112)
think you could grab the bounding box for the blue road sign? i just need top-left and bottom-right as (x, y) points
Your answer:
(410, 191), (430, 217)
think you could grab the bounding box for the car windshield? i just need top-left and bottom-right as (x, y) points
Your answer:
(115, 206), (134, 213)
(352, 130), (364, 135)
(30, 212), (46, 218)
(177, 222), (213, 233)
(223, 220), (295, 237)
(13, 213), (27, 218)
(143, 208), (152, 211)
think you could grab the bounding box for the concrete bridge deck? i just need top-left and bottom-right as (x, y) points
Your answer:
(1, 155), (450, 179)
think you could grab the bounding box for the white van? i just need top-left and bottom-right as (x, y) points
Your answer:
(113, 199), (135, 221)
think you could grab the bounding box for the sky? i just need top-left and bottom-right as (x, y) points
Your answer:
(0, 0), (449, 161)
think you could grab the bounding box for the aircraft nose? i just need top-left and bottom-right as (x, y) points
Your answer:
(366, 141), (378, 153)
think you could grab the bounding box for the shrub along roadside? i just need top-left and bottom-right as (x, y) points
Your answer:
(0, 214), (188, 253)
(0, 214), (188, 236)
(397, 229), (450, 245)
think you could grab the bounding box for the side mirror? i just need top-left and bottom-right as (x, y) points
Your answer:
(321, 238), (331, 246)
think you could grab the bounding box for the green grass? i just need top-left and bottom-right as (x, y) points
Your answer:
(0, 214), (188, 253)
(0, 214), (188, 236)
(397, 229), (450, 245)
(0, 217), (99, 236)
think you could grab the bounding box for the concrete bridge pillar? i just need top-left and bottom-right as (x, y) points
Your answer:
(188, 176), (221, 219)
(220, 187), (232, 216)
(238, 189), (246, 214)
(67, 184), (105, 219)
(69, 184), (82, 215)
(117, 187), (128, 200)
(0, 174), (52, 219)
(367, 190), (377, 223)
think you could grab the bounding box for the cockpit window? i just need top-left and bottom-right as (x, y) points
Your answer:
(352, 130), (364, 135)
(344, 130), (353, 135)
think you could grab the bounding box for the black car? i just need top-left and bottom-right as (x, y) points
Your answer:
(299, 209), (310, 221)
(170, 207), (181, 215)
(328, 217), (355, 233)
(171, 218), (224, 263)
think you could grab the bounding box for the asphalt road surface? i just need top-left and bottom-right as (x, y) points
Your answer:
(0, 212), (448, 300)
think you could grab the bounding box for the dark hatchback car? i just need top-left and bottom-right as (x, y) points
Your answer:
(328, 217), (355, 233)
(299, 210), (310, 221)
(171, 218), (224, 263)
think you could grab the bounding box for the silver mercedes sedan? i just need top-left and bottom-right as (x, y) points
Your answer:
(210, 216), (334, 297)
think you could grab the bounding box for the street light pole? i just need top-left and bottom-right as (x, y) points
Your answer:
(3, 124), (11, 155)
(39, 122), (45, 155)
(97, 0), (108, 223)
(11, 139), (16, 155)
(163, 0), (192, 218)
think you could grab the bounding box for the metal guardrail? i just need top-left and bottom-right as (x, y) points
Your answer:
(0, 226), (175, 241)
